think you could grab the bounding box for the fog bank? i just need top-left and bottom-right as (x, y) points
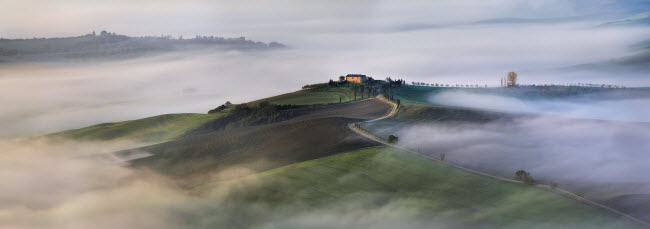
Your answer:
(430, 90), (650, 122)
(0, 137), (629, 229)
(395, 116), (650, 199)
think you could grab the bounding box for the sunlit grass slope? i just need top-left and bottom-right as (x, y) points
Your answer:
(52, 86), (358, 143)
(390, 86), (449, 104)
(130, 99), (390, 187)
(197, 147), (644, 229)
(52, 113), (221, 143)
(131, 117), (379, 187)
(256, 87), (356, 105)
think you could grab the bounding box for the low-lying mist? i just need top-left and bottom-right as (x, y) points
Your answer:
(0, 138), (485, 228)
(0, 138), (197, 228)
(395, 115), (650, 199)
(0, 50), (310, 137)
(0, 137), (630, 229)
(430, 89), (650, 122)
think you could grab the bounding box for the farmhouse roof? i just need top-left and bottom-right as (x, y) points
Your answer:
(346, 74), (367, 77)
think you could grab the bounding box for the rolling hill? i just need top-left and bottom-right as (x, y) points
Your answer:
(362, 85), (650, 224)
(128, 99), (391, 187)
(50, 113), (222, 143)
(190, 147), (645, 229)
(253, 86), (357, 105)
(50, 84), (650, 228)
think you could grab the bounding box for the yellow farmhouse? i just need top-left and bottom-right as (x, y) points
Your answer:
(345, 74), (368, 83)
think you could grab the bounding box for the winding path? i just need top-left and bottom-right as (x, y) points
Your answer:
(348, 95), (650, 228)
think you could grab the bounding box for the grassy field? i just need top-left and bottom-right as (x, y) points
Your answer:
(129, 99), (391, 187)
(390, 86), (450, 104)
(360, 101), (510, 140)
(366, 86), (650, 223)
(194, 147), (643, 229)
(51, 113), (222, 143)
(131, 117), (380, 187)
(47, 86), (648, 228)
(52, 86), (361, 143)
(255, 87), (357, 105)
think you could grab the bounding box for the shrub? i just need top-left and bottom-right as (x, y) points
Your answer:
(208, 104), (230, 114)
(387, 135), (399, 144)
(302, 83), (330, 90)
(514, 170), (535, 185)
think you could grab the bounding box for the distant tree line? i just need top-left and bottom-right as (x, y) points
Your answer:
(0, 31), (286, 62)
(521, 83), (627, 89)
(412, 82), (486, 88)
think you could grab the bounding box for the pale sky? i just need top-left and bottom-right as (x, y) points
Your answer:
(0, 0), (633, 38)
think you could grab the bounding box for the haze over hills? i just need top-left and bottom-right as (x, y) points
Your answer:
(361, 85), (650, 222)
(0, 31), (285, 62)
(27, 82), (650, 228)
(3, 1), (650, 228)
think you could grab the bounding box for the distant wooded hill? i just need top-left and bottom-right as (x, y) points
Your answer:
(0, 31), (286, 62)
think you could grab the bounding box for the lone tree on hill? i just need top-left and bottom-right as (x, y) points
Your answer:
(507, 71), (518, 88)
(387, 135), (399, 144)
(514, 170), (534, 185)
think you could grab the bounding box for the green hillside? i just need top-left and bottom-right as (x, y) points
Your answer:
(53, 86), (353, 143)
(255, 87), (357, 105)
(53, 85), (368, 145)
(131, 117), (379, 186)
(389, 85), (449, 104)
(129, 99), (391, 187)
(194, 147), (643, 229)
(360, 103), (508, 141)
(47, 86), (648, 228)
(52, 113), (221, 143)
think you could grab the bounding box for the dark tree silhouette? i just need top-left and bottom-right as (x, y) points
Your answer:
(359, 84), (366, 99)
(514, 170), (534, 185)
(387, 135), (399, 144)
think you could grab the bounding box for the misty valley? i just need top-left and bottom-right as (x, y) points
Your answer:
(2, 1), (650, 229)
